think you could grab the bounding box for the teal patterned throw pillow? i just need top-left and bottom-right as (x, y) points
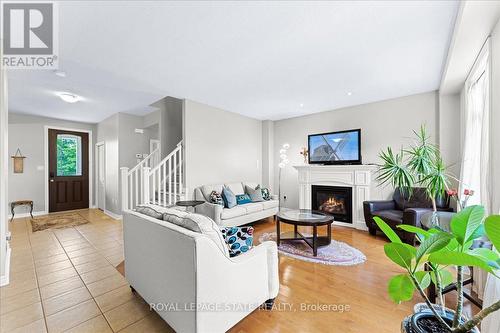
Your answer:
(235, 194), (252, 205)
(220, 226), (254, 257)
(261, 187), (271, 200)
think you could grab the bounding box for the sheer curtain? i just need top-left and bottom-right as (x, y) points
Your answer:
(460, 40), (490, 213)
(459, 40), (497, 321)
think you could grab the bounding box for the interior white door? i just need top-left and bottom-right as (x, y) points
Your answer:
(150, 139), (161, 167)
(97, 143), (106, 210)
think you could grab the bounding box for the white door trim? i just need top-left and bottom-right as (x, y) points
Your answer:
(44, 126), (93, 213)
(95, 141), (106, 212)
(150, 139), (160, 154)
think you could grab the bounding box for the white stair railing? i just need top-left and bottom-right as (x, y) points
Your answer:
(121, 141), (183, 211)
(147, 141), (183, 207)
(120, 147), (160, 211)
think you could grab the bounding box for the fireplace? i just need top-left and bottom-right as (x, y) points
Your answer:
(311, 185), (353, 224)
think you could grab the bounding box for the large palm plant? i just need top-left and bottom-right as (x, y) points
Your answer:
(377, 125), (451, 210)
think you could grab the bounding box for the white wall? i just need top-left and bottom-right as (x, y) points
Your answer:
(1, 49), (9, 285)
(438, 93), (461, 184)
(97, 114), (119, 214)
(161, 97), (183, 156)
(183, 99), (262, 194)
(118, 113), (150, 169)
(149, 97), (183, 159)
(272, 91), (439, 208)
(261, 120), (274, 191)
(8, 114), (97, 213)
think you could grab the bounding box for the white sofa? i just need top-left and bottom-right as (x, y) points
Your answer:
(123, 209), (279, 333)
(194, 182), (279, 226)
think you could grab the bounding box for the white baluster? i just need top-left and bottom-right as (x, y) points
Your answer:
(168, 158), (172, 205)
(162, 162), (166, 206)
(120, 167), (129, 212)
(173, 151), (177, 205)
(143, 167), (150, 205)
(179, 146), (183, 197)
(134, 170), (138, 207)
(157, 168), (161, 206)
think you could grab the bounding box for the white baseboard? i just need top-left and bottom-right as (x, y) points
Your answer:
(104, 209), (122, 220)
(354, 222), (369, 231)
(0, 246), (11, 287)
(9, 211), (48, 220)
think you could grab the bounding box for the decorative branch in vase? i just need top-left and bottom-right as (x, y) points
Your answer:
(300, 147), (308, 164)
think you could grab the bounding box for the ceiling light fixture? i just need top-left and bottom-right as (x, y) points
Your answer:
(57, 92), (81, 103)
(299, 103), (304, 108)
(347, 92), (352, 96)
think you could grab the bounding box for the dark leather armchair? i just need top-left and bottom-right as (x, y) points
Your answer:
(363, 188), (453, 245)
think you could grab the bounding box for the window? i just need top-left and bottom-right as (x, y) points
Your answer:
(56, 134), (82, 176)
(460, 39), (490, 212)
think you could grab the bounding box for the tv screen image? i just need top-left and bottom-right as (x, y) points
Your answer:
(308, 130), (361, 164)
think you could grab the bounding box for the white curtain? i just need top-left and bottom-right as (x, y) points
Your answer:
(459, 40), (491, 214)
(460, 40), (491, 303)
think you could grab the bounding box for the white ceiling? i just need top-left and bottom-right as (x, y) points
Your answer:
(440, 1), (500, 94)
(8, 1), (459, 123)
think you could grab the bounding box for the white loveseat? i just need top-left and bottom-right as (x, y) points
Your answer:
(194, 182), (279, 226)
(123, 209), (279, 333)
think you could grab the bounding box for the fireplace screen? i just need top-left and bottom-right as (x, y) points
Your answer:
(311, 185), (352, 223)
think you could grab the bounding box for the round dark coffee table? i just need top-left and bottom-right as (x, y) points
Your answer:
(275, 209), (334, 256)
(175, 200), (205, 212)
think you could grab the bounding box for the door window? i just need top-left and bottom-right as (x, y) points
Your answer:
(56, 134), (82, 176)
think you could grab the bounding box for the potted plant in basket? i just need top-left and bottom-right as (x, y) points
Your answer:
(374, 206), (500, 332)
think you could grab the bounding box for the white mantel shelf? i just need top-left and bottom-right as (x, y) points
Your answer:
(293, 164), (378, 230)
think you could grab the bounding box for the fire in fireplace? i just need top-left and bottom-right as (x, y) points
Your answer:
(311, 185), (352, 223)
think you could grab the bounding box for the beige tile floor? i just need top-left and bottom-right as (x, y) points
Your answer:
(0, 209), (172, 333)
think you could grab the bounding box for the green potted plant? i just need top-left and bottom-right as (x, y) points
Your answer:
(374, 206), (500, 332)
(377, 125), (452, 219)
(375, 125), (499, 331)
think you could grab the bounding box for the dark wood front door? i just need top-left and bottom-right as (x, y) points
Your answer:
(48, 129), (89, 212)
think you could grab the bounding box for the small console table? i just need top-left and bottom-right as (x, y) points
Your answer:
(10, 200), (34, 222)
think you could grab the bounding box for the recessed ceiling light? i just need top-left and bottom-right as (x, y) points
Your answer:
(57, 92), (81, 103)
(299, 103), (304, 107)
(347, 92), (352, 96)
(53, 70), (66, 77)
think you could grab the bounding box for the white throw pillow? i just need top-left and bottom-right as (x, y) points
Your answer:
(225, 182), (245, 195)
(201, 184), (224, 201)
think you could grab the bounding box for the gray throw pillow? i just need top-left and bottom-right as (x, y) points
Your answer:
(245, 185), (264, 202)
(135, 205), (163, 219)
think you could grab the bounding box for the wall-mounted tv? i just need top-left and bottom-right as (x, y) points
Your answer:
(308, 129), (362, 165)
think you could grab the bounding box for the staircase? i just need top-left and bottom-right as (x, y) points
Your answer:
(121, 141), (185, 211)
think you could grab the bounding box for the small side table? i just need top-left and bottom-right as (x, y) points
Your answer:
(10, 200), (34, 222)
(175, 200), (205, 212)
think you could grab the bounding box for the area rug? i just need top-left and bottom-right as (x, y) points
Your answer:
(30, 212), (89, 232)
(259, 232), (366, 266)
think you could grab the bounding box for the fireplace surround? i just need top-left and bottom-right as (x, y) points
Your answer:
(294, 164), (378, 230)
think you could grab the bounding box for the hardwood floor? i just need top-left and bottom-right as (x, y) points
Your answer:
(3, 209), (478, 333)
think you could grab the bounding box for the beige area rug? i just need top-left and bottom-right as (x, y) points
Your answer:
(30, 212), (89, 232)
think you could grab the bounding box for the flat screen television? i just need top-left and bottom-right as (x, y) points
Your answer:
(308, 129), (361, 165)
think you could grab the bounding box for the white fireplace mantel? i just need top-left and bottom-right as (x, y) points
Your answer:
(293, 164), (378, 230)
